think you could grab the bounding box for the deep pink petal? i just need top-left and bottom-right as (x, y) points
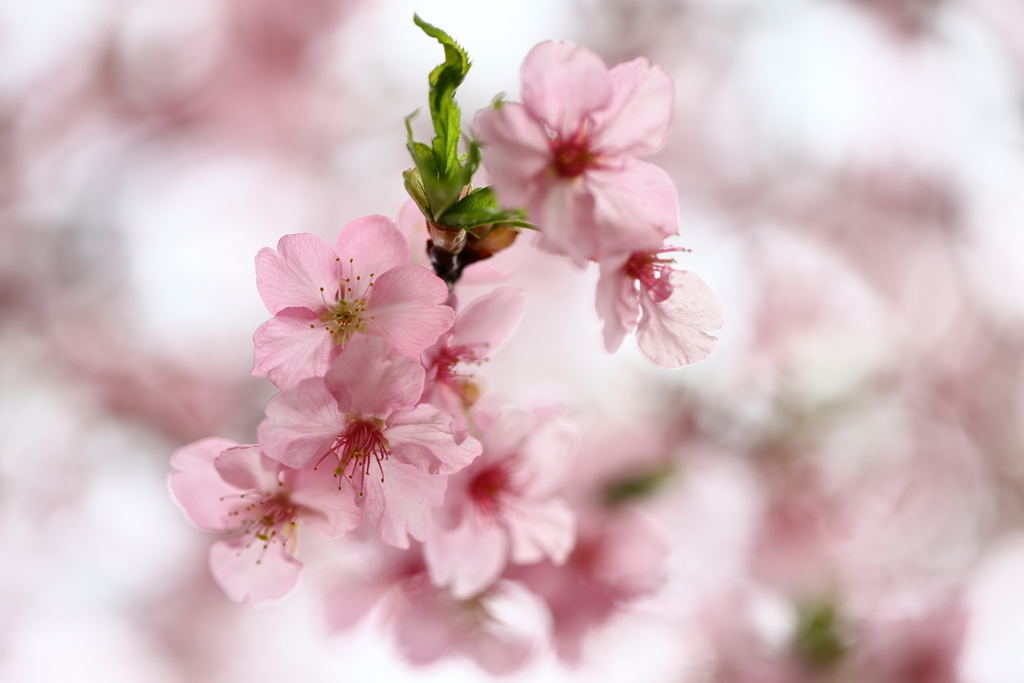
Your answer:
(255, 233), (338, 315)
(521, 41), (611, 136)
(475, 103), (552, 209)
(590, 58), (674, 157)
(332, 215), (410, 294)
(284, 466), (361, 538)
(386, 404), (482, 475)
(451, 287), (524, 355)
(635, 269), (724, 368)
(365, 264), (455, 357)
(258, 378), (345, 468)
(425, 509), (508, 599)
(503, 497), (576, 565)
(595, 255), (640, 353)
(209, 536), (303, 605)
(323, 335), (425, 417)
(214, 445), (281, 492)
(361, 460), (448, 548)
(252, 307), (337, 391)
(169, 437), (241, 532)
(587, 159), (679, 257)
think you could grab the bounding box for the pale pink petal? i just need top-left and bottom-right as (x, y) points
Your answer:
(323, 335), (424, 417)
(425, 509), (508, 599)
(258, 377), (345, 469)
(214, 445), (281, 492)
(325, 577), (392, 631)
(521, 41), (611, 136)
(284, 466), (361, 538)
(595, 255), (639, 353)
(398, 199), (431, 269)
(386, 404), (482, 474)
(531, 179), (599, 266)
(591, 58), (674, 157)
(209, 536), (302, 605)
(475, 103), (552, 209)
(513, 417), (579, 498)
(479, 407), (534, 462)
(587, 158), (678, 257)
(169, 437), (241, 532)
(504, 497), (576, 565)
(361, 460), (448, 548)
(458, 260), (511, 286)
(635, 269), (723, 368)
(451, 287), (524, 355)
(252, 307), (337, 391)
(365, 264), (455, 357)
(255, 233), (338, 315)
(332, 215), (410, 292)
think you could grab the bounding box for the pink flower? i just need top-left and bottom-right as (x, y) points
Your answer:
(421, 287), (524, 439)
(253, 214), (455, 390)
(257, 335), (482, 547)
(325, 544), (547, 675)
(169, 438), (359, 604)
(476, 41), (678, 265)
(596, 249), (723, 367)
(424, 406), (577, 599)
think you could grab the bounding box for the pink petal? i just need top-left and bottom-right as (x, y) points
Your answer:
(587, 158), (678, 257)
(284, 465), (361, 538)
(361, 459), (448, 548)
(332, 214), (410, 296)
(323, 335), (424, 417)
(209, 536), (303, 605)
(386, 404), (482, 475)
(513, 417), (579, 498)
(258, 378), (345, 469)
(475, 102), (552, 209)
(503, 497), (576, 565)
(451, 287), (525, 355)
(255, 233), (338, 315)
(365, 264), (455, 357)
(252, 307), (337, 392)
(521, 41), (611, 137)
(425, 509), (509, 599)
(531, 179), (599, 266)
(479, 407), (534, 462)
(635, 269), (724, 368)
(595, 255), (640, 353)
(591, 57), (675, 157)
(325, 576), (392, 632)
(214, 445), (281, 492)
(169, 437), (241, 532)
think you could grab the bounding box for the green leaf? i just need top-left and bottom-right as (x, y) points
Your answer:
(414, 14), (470, 180)
(438, 185), (528, 229)
(603, 462), (676, 506)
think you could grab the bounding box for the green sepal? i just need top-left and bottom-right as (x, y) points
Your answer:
(439, 185), (531, 230)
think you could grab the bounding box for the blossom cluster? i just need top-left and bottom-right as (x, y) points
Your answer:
(168, 18), (722, 672)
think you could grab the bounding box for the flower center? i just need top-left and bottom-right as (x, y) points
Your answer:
(624, 247), (692, 303)
(468, 462), (513, 517)
(549, 127), (598, 179)
(223, 488), (298, 563)
(320, 298), (368, 346)
(316, 416), (389, 495)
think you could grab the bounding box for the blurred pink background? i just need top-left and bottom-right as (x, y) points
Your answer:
(2, 0), (1024, 681)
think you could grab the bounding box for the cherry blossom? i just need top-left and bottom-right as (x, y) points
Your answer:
(169, 438), (359, 604)
(475, 41), (678, 265)
(325, 544), (548, 674)
(257, 335), (482, 547)
(421, 287), (524, 440)
(424, 406), (577, 599)
(252, 214), (455, 390)
(596, 248), (723, 367)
